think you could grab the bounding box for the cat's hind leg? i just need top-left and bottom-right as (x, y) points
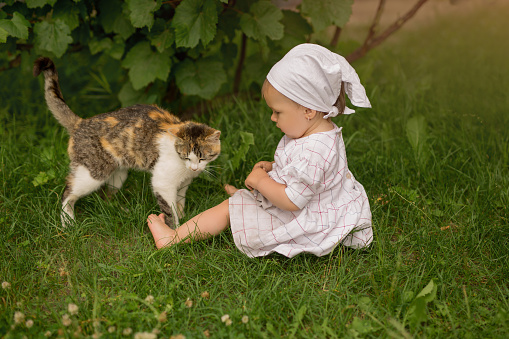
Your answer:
(105, 168), (128, 198)
(61, 165), (105, 227)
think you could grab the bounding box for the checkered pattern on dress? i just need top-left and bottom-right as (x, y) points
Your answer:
(229, 123), (372, 258)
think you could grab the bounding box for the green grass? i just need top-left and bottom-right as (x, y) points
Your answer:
(1, 5), (508, 338)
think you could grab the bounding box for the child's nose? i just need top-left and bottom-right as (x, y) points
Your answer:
(271, 112), (277, 122)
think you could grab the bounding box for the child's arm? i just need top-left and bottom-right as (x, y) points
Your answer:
(245, 168), (299, 211)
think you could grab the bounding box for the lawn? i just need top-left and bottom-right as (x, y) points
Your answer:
(1, 4), (508, 338)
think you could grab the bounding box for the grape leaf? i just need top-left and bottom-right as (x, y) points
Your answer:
(53, 0), (81, 31)
(122, 41), (171, 90)
(240, 1), (284, 42)
(108, 36), (126, 60)
(26, 0), (57, 8)
(301, 0), (353, 32)
(0, 27), (7, 43)
(126, 0), (160, 29)
(34, 20), (73, 58)
(175, 58), (226, 99)
(150, 29), (175, 53)
(89, 37), (113, 55)
(118, 81), (158, 107)
(172, 0), (218, 48)
(281, 10), (312, 37)
(0, 12), (31, 40)
(100, 0), (136, 40)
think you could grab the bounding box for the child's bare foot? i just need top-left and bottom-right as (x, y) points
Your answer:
(147, 213), (176, 249)
(224, 184), (239, 197)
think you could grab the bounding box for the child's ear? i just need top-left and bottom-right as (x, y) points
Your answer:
(304, 108), (318, 120)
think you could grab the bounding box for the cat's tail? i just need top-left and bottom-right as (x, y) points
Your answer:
(33, 57), (81, 132)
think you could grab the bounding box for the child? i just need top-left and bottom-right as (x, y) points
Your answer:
(147, 43), (373, 258)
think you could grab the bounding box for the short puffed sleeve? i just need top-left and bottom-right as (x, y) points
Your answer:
(282, 152), (342, 209)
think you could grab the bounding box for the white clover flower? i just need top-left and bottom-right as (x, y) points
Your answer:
(184, 298), (193, 308)
(158, 311), (167, 323)
(2, 281), (11, 290)
(152, 328), (160, 335)
(134, 332), (157, 339)
(14, 311), (25, 325)
(241, 315), (249, 324)
(225, 319), (232, 326)
(25, 319), (34, 328)
(200, 291), (210, 299)
(108, 326), (116, 333)
(44, 331), (52, 337)
(122, 328), (133, 336)
(92, 332), (102, 339)
(68, 303), (79, 315)
(170, 334), (186, 339)
(145, 295), (155, 304)
(62, 314), (72, 327)
(220, 314), (230, 323)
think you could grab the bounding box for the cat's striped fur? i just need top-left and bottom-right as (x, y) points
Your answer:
(34, 57), (220, 228)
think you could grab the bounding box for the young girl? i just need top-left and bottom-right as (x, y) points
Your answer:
(147, 44), (373, 258)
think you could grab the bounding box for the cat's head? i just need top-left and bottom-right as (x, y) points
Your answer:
(172, 122), (221, 172)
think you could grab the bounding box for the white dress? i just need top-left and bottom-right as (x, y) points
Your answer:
(229, 124), (373, 258)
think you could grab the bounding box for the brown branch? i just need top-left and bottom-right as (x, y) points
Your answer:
(330, 26), (342, 48)
(233, 33), (247, 94)
(346, 0), (430, 63)
(365, 0), (386, 46)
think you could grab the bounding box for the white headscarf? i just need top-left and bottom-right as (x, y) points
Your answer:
(266, 44), (371, 118)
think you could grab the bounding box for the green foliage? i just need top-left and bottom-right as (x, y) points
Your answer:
(404, 279), (438, 326)
(0, 12), (30, 41)
(121, 41), (172, 90)
(240, 1), (284, 42)
(406, 115), (430, 167)
(33, 20), (74, 58)
(0, 0), (355, 109)
(301, 0), (353, 32)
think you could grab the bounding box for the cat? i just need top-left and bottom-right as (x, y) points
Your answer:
(33, 57), (221, 228)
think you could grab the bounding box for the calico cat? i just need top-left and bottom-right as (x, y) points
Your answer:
(33, 57), (220, 228)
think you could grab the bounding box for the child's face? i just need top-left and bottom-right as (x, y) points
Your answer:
(263, 83), (310, 139)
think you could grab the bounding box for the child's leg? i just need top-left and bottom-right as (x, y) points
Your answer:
(147, 199), (230, 249)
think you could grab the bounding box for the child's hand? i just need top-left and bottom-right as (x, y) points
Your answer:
(253, 161), (274, 172)
(245, 167), (270, 191)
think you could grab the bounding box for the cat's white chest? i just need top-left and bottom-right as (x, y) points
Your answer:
(153, 136), (195, 183)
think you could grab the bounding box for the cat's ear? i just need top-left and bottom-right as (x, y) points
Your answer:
(207, 130), (221, 142)
(167, 127), (181, 139)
